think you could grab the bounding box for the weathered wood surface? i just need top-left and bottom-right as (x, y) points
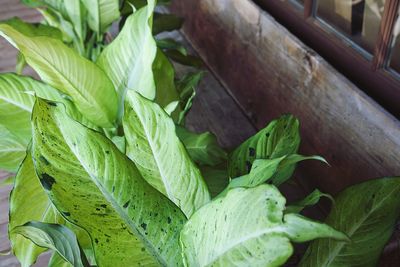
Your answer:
(171, 0), (400, 265)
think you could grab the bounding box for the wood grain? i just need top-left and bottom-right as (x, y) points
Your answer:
(171, 0), (400, 265)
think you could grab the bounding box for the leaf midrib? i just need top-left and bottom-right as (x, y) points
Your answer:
(207, 225), (286, 266)
(14, 33), (108, 119)
(321, 185), (399, 266)
(61, 130), (168, 266)
(0, 95), (31, 112)
(133, 97), (174, 201)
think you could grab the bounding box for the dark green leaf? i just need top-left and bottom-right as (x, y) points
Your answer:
(12, 222), (84, 267)
(222, 155), (325, 197)
(153, 48), (180, 110)
(153, 13), (183, 35)
(156, 38), (187, 56)
(0, 17), (62, 38)
(165, 49), (204, 68)
(176, 126), (227, 166)
(9, 155), (63, 266)
(175, 71), (203, 125)
(200, 165), (229, 198)
(228, 115), (300, 179)
(300, 177), (400, 267)
(286, 189), (334, 214)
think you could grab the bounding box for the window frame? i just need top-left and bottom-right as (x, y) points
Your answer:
(255, 0), (400, 118)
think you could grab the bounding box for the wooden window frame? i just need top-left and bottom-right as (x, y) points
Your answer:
(255, 0), (400, 118)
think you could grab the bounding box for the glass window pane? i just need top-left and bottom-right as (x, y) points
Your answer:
(389, 7), (400, 73)
(316, 0), (386, 55)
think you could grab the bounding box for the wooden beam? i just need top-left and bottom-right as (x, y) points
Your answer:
(171, 0), (400, 264)
(256, 0), (400, 117)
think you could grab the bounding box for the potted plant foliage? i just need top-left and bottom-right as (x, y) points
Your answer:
(0, 0), (399, 266)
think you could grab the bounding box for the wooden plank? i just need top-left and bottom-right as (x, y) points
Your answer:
(157, 30), (258, 147)
(171, 0), (400, 264)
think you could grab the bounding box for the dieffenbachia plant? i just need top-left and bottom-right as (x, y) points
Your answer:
(0, 0), (399, 266)
(11, 0), (198, 71)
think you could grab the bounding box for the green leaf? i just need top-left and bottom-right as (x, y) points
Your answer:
(286, 189), (334, 214)
(21, 0), (84, 42)
(180, 184), (347, 267)
(20, 0), (42, 7)
(282, 213), (349, 243)
(0, 73), (79, 172)
(0, 25), (118, 128)
(153, 13), (183, 35)
(0, 125), (26, 172)
(110, 135), (126, 154)
(61, 0), (86, 43)
(0, 73), (31, 143)
(48, 252), (73, 267)
(0, 73), (61, 142)
(164, 50), (203, 68)
(175, 71), (203, 125)
(97, 0), (157, 101)
(200, 165), (229, 198)
(156, 38), (187, 56)
(120, 0), (145, 16)
(300, 177), (400, 267)
(226, 155), (326, 192)
(9, 155), (62, 267)
(31, 98), (186, 266)
(228, 115), (300, 178)
(0, 175), (14, 187)
(121, 0), (172, 16)
(0, 250), (11, 256)
(81, 0), (120, 35)
(0, 17), (62, 39)
(272, 154), (327, 186)
(164, 101), (179, 115)
(176, 126), (227, 167)
(39, 8), (75, 43)
(12, 222), (84, 267)
(153, 48), (180, 110)
(16, 52), (27, 75)
(123, 91), (210, 217)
